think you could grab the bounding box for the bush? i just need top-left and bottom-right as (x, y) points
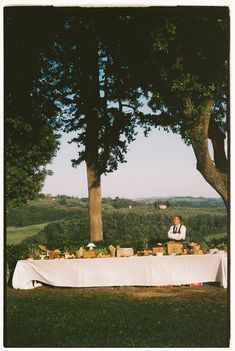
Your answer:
(204, 236), (227, 249)
(6, 243), (30, 283)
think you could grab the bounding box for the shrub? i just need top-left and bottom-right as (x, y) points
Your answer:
(204, 236), (227, 249)
(6, 243), (29, 283)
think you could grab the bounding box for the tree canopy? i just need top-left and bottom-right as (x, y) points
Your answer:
(34, 10), (148, 240)
(139, 8), (229, 207)
(36, 11), (144, 176)
(5, 7), (62, 207)
(103, 7), (229, 206)
(5, 6), (229, 213)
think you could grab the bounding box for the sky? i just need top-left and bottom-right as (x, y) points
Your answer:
(42, 127), (221, 199)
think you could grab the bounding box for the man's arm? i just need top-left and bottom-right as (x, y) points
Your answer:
(168, 225), (186, 240)
(175, 225), (186, 240)
(168, 225), (174, 239)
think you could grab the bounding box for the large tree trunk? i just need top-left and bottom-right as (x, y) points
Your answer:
(184, 98), (228, 209)
(81, 35), (104, 242)
(86, 163), (103, 242)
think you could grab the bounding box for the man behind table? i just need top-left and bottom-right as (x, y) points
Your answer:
(168, 215), (186, 241)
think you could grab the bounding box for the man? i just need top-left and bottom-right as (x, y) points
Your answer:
(168, 215), (186, 241)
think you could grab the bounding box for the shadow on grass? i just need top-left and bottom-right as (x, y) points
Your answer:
(4, 284), (229, 348)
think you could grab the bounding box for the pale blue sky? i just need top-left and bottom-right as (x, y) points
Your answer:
(42, 128), (220, 199)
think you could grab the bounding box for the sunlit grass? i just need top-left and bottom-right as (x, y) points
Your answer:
(6, 223), (51, 245)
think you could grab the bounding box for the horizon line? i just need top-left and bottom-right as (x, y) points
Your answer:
(40, 193), (222, 200)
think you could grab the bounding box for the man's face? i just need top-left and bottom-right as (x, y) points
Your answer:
(173, 216), (181, 226)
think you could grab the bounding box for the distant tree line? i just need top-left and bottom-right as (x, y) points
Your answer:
(7, 197), (226, 227)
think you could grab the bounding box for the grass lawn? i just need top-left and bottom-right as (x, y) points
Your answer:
(6, 222), (51, 245)
(5, 284), (229, 348)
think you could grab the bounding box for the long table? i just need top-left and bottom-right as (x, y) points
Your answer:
(12, 253), (227, 290)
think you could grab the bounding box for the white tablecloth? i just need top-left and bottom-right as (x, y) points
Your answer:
(12, 253), (227, 290)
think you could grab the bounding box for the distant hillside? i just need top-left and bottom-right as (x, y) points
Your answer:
(135, 196), (225, 208)
(7, 195), (225, 228)
(6, 198), (88, 227)
(14, 205), (227, 251)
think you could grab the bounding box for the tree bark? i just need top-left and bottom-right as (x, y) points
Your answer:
(81, 35), (104, 242)
(86, 162), (103, 242)
(208, 118), (228, 173)
(184, 98), (228, 209)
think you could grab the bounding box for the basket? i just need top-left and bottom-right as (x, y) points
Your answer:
(75, 247), (84, 258)
(83, 250), (96, 258)
(108, 245), (116, 257)
(167, 241), (183, 255)
(48, 249), (61, 259)
(193, 247), (203, 255)
(116, 248), (134, 257)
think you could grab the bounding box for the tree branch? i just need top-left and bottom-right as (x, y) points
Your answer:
(138, 111), (177, 127)
(208, 118), (228, 173)
(185, 98), (228, 208)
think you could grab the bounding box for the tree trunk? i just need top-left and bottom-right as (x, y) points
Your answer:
(86, 162), (103, 242)
(208, 118), (228, 173)
(81, 35), (103, 242)
(184, 98), (228, 209)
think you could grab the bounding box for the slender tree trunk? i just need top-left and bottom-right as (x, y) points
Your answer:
(184, 98), (228, 209)
(86, 162), (103, 242)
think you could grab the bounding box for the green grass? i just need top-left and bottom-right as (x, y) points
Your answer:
(5, 285), (229, 347)
(204, 232), (227, 241)
(6, 222), (51, 245)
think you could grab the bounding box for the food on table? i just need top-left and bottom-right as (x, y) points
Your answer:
(189, 242), (199, 247)
(38, 244), (50, 252)
(136, 250), (153, 256)
(152, 246), (166, 255)
(48, 249), (61, 259)
(116, 247), (134, 257)
(87, 242), (96, 250)
(21, 238), (222, 261)
(95, 248), (111, 258)
(75, 247), (84, 258)
(167, 241), (183, 255)
(83, 250), (96, 258)
(108, 245), (116, 257)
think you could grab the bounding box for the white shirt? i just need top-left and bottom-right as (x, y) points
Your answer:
(168, 224), (186, 241)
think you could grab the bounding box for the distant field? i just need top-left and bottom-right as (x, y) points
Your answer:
(6, 222), (51, 245)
